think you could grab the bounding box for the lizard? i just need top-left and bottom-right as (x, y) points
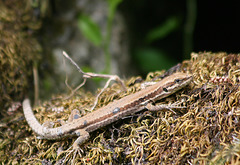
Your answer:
(22, 72), (192, 151)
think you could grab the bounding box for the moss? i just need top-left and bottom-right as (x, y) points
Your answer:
(1, 52), (240, 164)
(0, 0), (42, 110)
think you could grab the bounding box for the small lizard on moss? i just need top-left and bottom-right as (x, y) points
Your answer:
(22, 72), (192, 154)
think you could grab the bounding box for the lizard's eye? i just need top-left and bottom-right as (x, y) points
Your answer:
(175, 79), (181, 83)
(163, 87), (168, 92)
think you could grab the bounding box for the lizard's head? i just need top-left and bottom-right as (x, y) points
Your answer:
(161, 72), (192, 94)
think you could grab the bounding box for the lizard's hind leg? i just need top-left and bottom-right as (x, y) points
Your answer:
(61, 129), (90, 164)
(59, 109), (90, 164)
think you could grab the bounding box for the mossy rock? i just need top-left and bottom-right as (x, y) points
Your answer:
(1, 52), (240, 164)
(0, 1), (42, 110)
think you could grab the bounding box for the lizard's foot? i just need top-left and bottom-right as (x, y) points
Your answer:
(62, 143), (84, 164)
(60, 129), (90, 164)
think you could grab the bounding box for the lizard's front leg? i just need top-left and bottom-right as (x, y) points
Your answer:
(145, 102), (186, 114)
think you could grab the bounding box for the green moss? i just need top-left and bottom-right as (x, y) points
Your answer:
(1, 52), (240, 164)
(0, 0), (42, 110)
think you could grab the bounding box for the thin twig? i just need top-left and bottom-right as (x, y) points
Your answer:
(33, 63), (39, 106)
(62, 51), (127, 110)
(63, 53), (72, 91)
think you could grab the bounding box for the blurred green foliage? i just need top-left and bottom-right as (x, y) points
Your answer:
(77, 0), (195, 75)
(146, 16), (179, 43)
(78, 15), (103, 47)
(134, 16), (180, 74)
(134, 48), (176, 73)
(77, 0), (122, 74)
(104, 0), (123, 73)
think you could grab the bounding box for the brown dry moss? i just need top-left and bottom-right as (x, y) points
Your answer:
(0, 0), (42, 110)
(1, 52), (240, 164)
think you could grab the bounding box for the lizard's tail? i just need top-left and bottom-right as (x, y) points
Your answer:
(23, 98), (69, 139)
(22, 99), (44, 136)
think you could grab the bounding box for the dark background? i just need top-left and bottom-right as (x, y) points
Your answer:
(194, 1), (239, 53)
(119, 0), (240, 74)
